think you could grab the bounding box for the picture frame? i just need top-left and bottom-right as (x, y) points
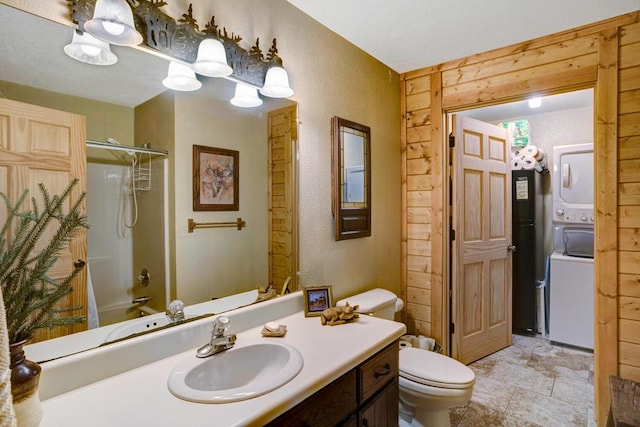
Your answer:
(193, 145), (239, 211)
(303, 285), (333, 317)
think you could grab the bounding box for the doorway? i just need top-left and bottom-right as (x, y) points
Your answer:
(447, 88), (595, 364)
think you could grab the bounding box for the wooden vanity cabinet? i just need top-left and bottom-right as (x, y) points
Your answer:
(265, 341), (399, 427)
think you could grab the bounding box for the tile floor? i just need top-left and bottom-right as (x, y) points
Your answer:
(450, 334), (595, 426)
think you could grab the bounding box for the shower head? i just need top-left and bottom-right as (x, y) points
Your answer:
(106, 137), (120, 145)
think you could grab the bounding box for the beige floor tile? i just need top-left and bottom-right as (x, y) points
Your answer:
(470, 376), (516, 412)
(488, 360), (555, 396)
(552, 375), (594, 409)
(506, 386), (588, 426)
(458, 401), (544, 427)
(450, 335), (593, 426)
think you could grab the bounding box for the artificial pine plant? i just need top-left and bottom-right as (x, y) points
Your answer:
(0, 179), (88, 344)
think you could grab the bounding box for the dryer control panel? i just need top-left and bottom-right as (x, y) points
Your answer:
(553, 206), (594, 224)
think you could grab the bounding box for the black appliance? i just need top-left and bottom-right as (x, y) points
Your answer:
(511, 169), (545, 335)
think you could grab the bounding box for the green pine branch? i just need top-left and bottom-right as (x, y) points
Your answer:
(0, 179), (89, 343)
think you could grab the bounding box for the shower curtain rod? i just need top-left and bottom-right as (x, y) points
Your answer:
(86, 140), (168, 156)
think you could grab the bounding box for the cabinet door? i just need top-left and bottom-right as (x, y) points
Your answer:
(265, 370), (357, 427)
(359, 378), (399, 427)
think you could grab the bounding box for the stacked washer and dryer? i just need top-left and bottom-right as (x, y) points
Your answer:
(549, 143), (594, 350)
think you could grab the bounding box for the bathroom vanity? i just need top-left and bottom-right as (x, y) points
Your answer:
(266, 341), (399, 426)
(37, 291), (406, 426)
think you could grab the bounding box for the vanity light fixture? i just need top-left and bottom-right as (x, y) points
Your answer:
(528, 97), (542, 108)
(192, 39), (233, 78)
(230, 83), (263, 108)
(70, 1), (295, 99)
(162, 61), (202, 91)
(84, 0), (143, 46)
(260, 65), (294, 98)
(64, 30), (118, 66)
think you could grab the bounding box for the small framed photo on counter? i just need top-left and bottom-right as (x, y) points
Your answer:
(303, 285), (333, 317)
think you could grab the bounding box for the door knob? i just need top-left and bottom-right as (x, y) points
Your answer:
(74, 259), (86, 268)
(507, 245), (517, 252)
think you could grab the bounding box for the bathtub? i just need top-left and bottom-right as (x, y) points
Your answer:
(98, 303), (159, 327)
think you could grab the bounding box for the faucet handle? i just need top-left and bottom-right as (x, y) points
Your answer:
(212, 316), (230, 336)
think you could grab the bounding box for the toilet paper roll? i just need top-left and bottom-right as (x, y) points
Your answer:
(416, 336), (429, 350)
(522, 145), (538, 158)
(521, 155), (543, 172)
(511, 157), (523, 170)
(399, 341), (412, 349)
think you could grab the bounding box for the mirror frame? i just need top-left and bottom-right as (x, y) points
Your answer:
(331, 116), (371, 240)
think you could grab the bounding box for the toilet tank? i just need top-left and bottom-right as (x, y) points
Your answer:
(336, 288), (402, 320)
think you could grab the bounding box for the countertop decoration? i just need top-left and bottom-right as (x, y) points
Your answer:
(254, 284), (278, 303)
(320, 303), (360, 326)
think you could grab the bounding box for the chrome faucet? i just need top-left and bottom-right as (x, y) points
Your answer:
(196, 316), (236, 358)
(166, 299), (185, 323)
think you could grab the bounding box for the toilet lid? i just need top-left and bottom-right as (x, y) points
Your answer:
(399, 348), (475, 389)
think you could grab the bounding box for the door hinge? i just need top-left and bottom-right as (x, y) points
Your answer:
(451, 322), (455, 334)
(450, 229), (455, 241)
(448, 133), (455, 148)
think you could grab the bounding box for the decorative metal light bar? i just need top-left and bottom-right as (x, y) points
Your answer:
(67, 0), (288, 89)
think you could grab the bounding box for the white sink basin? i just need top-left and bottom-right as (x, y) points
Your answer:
(167, 341), (303, 403)
(104, 312), (199, 342)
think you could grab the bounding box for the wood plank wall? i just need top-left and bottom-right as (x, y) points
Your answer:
(400, 12), (640, 426)
(268, 105), (298, 293)
(617, 19), (640, 382)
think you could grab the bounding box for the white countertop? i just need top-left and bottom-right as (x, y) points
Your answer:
(40, 310), (406, 426)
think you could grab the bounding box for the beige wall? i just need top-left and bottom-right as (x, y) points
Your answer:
(156, 0), (403, 303)
(4, 1), (402, 305)
(172, 87), (270, 304)
(0, 81), (134, 145)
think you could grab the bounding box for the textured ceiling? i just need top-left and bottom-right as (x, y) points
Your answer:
(287, 0), (640, 73)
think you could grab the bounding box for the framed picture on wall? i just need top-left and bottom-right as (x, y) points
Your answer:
(193, 145), (239, 211)
(303, 285), (333, 317)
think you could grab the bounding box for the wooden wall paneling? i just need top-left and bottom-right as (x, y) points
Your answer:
(594, 26), (620, 425)
(441, 35), (598, 87)
(442, 62), (598, 110)
(401, 79), (408, 325)
(435, 12), (639, 75)
(618, 136), (640, 161)
(268, 105), (298, 293)
(430, 71), (445, 348)
(399, 12), (639, 424)
(402, 73), (436, 337)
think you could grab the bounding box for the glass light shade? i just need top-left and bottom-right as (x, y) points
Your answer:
(64, 31), (117, 66)
(84, 0), (143, 46)
(260, 66), (294, 98)
(162, 61), (202, 91)
(230, 83), (263, 108)
(192, 39), (232, 77)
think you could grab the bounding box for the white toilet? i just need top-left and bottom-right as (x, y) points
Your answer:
(337, 288), (475, 427)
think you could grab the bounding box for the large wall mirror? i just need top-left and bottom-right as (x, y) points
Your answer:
(0, 3), (298, 362)
(331, 116), (371, 240)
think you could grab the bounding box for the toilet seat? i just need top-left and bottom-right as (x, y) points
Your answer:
(399, 348), (475, 390)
